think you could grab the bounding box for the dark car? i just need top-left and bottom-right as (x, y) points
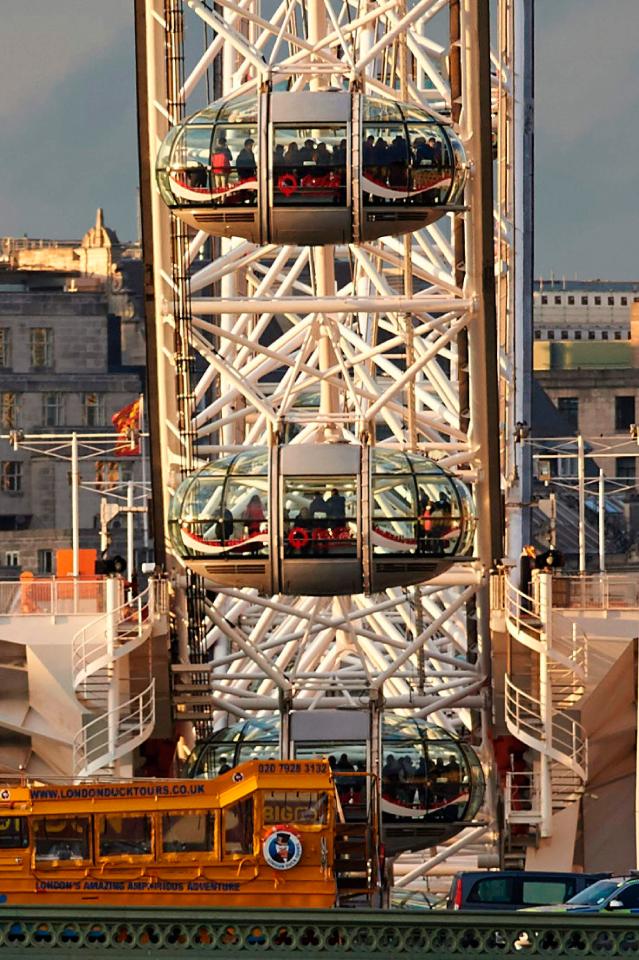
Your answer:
(447, 870), (610, 911)
(522, 876), (639, 914)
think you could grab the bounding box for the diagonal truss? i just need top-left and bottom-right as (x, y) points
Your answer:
(137, 0), (506, 834)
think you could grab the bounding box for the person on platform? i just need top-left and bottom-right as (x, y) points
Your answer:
(236, 138), (257, 180)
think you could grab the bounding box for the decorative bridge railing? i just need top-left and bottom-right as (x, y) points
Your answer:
(0, 907), (637, 957)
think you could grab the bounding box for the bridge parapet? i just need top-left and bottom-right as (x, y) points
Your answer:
(0, 906), (637, 956)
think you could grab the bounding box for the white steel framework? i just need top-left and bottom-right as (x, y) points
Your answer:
(136, 0), (508, 868)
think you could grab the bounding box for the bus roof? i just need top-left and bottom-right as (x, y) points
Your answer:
(0, 759), (333, 815)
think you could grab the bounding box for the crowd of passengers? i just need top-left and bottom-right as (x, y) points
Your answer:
(188, 132), (447, 194)
(326, 751), (464, 815)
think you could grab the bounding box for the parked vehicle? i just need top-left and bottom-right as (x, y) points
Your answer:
(447, 870), (610, 911)
(522, 876), (639, 914)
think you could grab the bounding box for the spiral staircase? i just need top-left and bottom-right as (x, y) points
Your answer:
(71, 579), (156, 777)
(501, 572), (588, 850)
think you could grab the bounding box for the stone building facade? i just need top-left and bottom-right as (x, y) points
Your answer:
(0, 211), (147, 576)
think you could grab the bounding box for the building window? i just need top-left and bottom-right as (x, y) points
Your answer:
(0, 393), (17, 429)
(37, 549), (53, 575)
(568, 296), (575, 305)
(581, 296), (588, 305)
(615, 331), (622, 340)
(608, 296), (614, 306)
(4, 552), (20, 567)
(554, 296), (561, 305)
(534, 330), (541, 340)
(621, 297), (628, 306)
(615, 396), (635, 431)
(594, 296), (601, 305)
(575, 330), (582, 340)
(0, 329), (11, 368)
(557, 397), (579, 430)
(588, 331), (596, 340)
(1, 462), (22, 493)
(561, 330), (568, 339)
(616, 457), (636, 483)
(42, 393), (65, 427)
(547, 330), (554, 340)
(541, 295), (548, 305)
(602, 331), (608, 340)
(83, 393), (106, 427)
(30, 328), (53, 368)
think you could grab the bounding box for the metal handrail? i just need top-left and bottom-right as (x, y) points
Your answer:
(504, 675), (587, 780)
(504, 770), (540, 821)
(73, 679), (156, 778)
(72, 586), (152, 688)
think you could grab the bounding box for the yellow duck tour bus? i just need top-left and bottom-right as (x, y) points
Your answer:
(0, 759), (336, 908)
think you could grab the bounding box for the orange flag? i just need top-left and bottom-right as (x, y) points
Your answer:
(112, 398), (141, 455)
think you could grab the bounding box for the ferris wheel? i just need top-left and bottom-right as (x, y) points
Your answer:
(135, 0), (528, 882)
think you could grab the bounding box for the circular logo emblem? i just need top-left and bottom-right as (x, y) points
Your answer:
(232, 771), (244, 783)
(262, 827), (302, 871)
(0, 790), (9, 801)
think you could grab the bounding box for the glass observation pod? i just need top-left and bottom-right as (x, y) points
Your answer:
(168, 445), (476, 596)
(184, 714), (485, 855)
(156, 91), (467, 245)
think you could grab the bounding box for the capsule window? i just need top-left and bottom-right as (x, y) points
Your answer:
(273, 126), (347, 207)
(362, 123), (408, 204)
(283, 477), (357, 559)
(223, 479), (269, 556)
(406, 124), (452, 204)
(170, 125), (215, 196)
(33, 816), (91, 862)
(211, 124), (258, 206)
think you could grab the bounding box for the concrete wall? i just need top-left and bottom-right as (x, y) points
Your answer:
(581, 639), (637, 873)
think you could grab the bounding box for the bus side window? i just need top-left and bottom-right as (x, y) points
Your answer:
(223, 798), (253, 857)
(0, 817), (28, 849)
(33, 816), (91, 862)
(98, 814), (152, 857)
(161, 811), (215, 854)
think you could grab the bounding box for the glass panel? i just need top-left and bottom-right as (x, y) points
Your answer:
(362, 97), (403, 121)
(161, 811), (214, 853)
(33, 816), (91, 861)
(273, 125), (347, 207)
(211, 124), (258, 206)
(236, 742), (280, 764)
(283, 477), (357, 558)
(223, 479), (269, 556)
(223, 798), (254, 856)
(186, 105), (221, 125)
(170, 125), (214, 196)
(522, 881), (570, 906)
(156, 124), (182, 204)
(0, 816), (28, 849)
(99, 814), (152, 857)
(416, 480), (465, 556)
(362, 123), (409, 205)
(406, 124), (452, 204)
(425, 743), (469, 821)
(169, 473), (225, 556)
(263, 791), (328, 825)
(447, 132), (467, 205)
(372, 474), (417, 556)
(371, 450), (410, 473)
(216, 94), (258, 124)
(229, 450), (268, 475)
